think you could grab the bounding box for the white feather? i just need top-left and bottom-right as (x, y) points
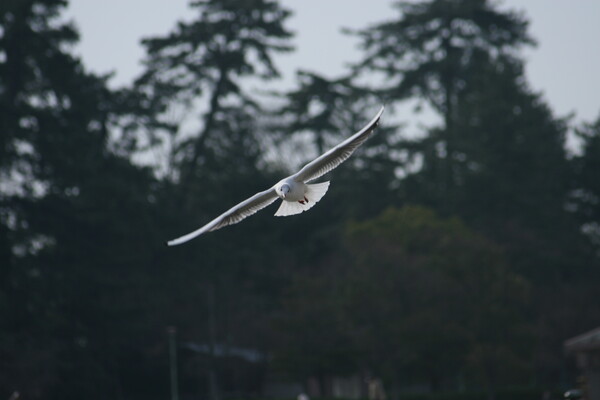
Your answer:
(274, 200), (306, 217)
(305, 181), (330, 203)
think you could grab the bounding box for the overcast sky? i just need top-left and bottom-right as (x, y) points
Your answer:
(65, 0), (600, 126)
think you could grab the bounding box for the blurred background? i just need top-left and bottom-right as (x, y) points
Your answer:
(1, 0), (600, 399)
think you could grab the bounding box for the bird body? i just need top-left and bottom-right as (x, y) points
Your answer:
(274, 180), (330, 217)
(275, 177), (306, 202)
(166, 106), (384, 246)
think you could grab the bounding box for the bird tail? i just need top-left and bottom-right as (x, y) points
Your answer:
(306, 181), (330, 203)
(274, 181), (330, 217)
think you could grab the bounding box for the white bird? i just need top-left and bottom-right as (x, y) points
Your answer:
(166, 106), (385, 246)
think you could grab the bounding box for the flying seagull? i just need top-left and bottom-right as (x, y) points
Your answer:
(166, 106), (385, 246)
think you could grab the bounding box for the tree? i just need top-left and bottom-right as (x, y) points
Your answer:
(571, 114), (600, 251)
(350, 0), (592, 387)
(135, 0), (293, 189)
(132, 2), (295, 398)
(0, 0), (87, 395)
(0, 1), (161, 398)
(274, 264), (359, 396)
(343, 206), (531, 396)
(277, 206), (531, 398)
(349, 0), (535, 211)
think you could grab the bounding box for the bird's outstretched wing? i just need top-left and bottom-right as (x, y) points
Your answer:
(166, 188), (278, 246)
(293, 106), (384, 183)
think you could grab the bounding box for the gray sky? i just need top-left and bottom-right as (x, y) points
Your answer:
(65, 0), (600, 125)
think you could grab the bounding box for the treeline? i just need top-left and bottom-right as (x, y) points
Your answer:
(1, 0), (599, 399)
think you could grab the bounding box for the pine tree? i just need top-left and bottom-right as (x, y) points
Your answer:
(572, 114), (600, 250)
(349, 0), (591, 387)
(132, 2), (294, 398)
(135, 0), (293, 189)
(349, 0), (535, 211)
(0, 1), (160, 397)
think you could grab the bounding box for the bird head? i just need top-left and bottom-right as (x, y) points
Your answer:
(279, 183), (290, 199)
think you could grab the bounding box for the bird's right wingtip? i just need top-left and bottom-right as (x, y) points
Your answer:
(370, 105), (385, 128)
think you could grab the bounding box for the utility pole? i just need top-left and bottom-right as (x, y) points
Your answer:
(207, 282), (220, 400)
(167, 326), (179, 400)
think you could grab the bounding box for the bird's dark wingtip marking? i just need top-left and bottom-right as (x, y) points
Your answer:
(164, 241), (170, 247)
